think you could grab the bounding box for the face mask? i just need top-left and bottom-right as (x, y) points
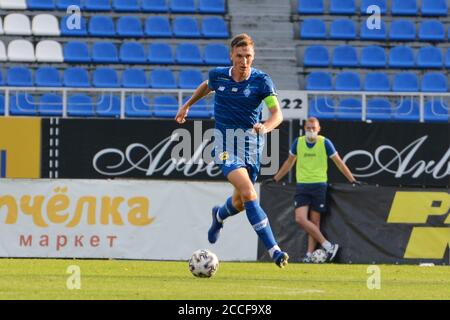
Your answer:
(305, 131), (318, 141)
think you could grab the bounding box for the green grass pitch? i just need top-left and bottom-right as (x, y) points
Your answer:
(0, 259), (449, 300)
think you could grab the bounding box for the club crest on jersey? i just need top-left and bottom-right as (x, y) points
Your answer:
(243, 85), (251, 97)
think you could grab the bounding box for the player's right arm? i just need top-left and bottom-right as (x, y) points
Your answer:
(274, 154), (297, 182)
(175, 80), (212, 124)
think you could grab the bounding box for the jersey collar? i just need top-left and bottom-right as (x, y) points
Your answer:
(229, 67), (252, 81)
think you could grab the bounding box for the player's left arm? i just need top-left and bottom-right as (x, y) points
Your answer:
(254, 95), (283, 134)
(330, 153), (357, 183)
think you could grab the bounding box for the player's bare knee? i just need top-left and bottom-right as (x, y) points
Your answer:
(240, 188), (257, 202)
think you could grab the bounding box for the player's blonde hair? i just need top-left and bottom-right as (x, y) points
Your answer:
(230, 33), (254, 49)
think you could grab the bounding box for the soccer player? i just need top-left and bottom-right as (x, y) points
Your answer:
(273, 117), (361, 263)
(175, 33), (289, 268)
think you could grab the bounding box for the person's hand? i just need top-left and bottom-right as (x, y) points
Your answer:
(253, 123), (267, 135)
(175, 104), (190, 124)
(352, 180), (367, 186)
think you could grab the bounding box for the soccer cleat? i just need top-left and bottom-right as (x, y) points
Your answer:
(302, 255), (313, 264)
(207, 206), (223, 244)
(273, 250), (289, 268)
(326, 244), (339, 262)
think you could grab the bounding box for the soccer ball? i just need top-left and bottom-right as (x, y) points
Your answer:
(311, 249), (328, 263)
(188, 249), (219, 278)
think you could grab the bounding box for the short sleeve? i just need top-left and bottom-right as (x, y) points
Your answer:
(325, 138), (337, 158)
(289, 138), (299, 156)
(260, 74), (277, 100)
(208, 68), (219, 91)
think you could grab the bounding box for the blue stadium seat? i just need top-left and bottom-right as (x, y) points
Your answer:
(39, 93), (63, 116)
(150, 69), (177, 89)
(419, 20), (445, 41)
(153, 96), (179, 118)
(113, 0), (140, 12)
(179, 69), (203, 89)
(393, 99), (419, 121)
(64, 67), (90, 87)
(27, 0), (55, 10)
(0, 95), (4, 115)
(422, 73), (448, 92)
(56, 0), (82, 10)
(9, 93), (37, 116)
(182, 97), (211, 119)
(202, 17), (229, 38)
(60, 16), (87, 36)
(173, 17), (201, 38)
(393, 73), (419, 92)
(89, 16), (116, 37)
(148, 43), (174, 64)
(64, 41), (91, 63)
(120, 42), (146, 64)
(424, 100), (449, 122)
(337, 98), (362, 120)
(367, 98), (392, 121)
(7, 67), (33, 86)
(360, 46), (386, 68)
(446, 49), (450, 69)
(0, 71), (3, 86)
(389, 46), (415, 68)
(421, 0), (447, 16)
(96, 94), (120, 118)
(85, 0), (111, 11)
(417, 47), (443, 69)
(298, 0), (324, 14)
(176, 43), (203, 65)
(171, 0), (196, 13)
(361, 0), (386, 14)
(92, 42), (119, 63)
(360, 20), (387, 40)
(335, 72), (361, 91)
(199, 0), (225, 14)
(93, 68), (119, 88)
(392, 0), (418, 16)
(306, 72), (332, 91)
(68, 94), (95, 117)
(35, 67), (62, 87)
(332, 45), (358, 67)
(300, 19), (326, 39)
(142, 0), (169, 12)
(308, 97), (335, 120)
(122, 69), (149, 88)
(364, 72), (390, 91)
(389, 20), (416, 41)
(330, 0), (355, 15)
(125, 95), (152, 117)
(204, 44), (230, 66)
(330, 19), (356, 40)
(304, 45), (329, 67)
(117, 16), (144, 38)
(145, 17), (172, 38)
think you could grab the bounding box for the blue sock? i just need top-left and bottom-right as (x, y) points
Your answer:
(244, 200), (278, 253)
(218, 197), (240, 221)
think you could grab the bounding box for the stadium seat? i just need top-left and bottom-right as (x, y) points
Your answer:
(0, 70), (3, 86)
(0, 95), (4, 115)
(9, 93), (37, 116)
(96, 94), (120, 118)
(176, 43), (203, 65)
(120, 42), (146, 64)
(93, 68), (119, 88)
(298, 0), (324, 14)
(0, 0), (27, 9)
(173, 17), (201, 38)
(360, 46), (386, 68)
(60, 16), (87, 36)
(330, 19), (356, 40)
(424, 100), (449, 122)
(142, 0), (169, 12)
(36, 40), (64, 63)
(306, 72), (333, 91)
(389, 20), (416, 41)
(0, 17), (3, 35)
(28, 0), (55, 9)
(308, 97), (335, 120)
(337, 98), (362, 120)
(89, 16), (115, 37)
(199, 0), (225, 14)
(202, 17), (229, 38)
(335, 72), (361, 91)
(446, 49), (450, 69)
(393, 73), (419, 92)
(39, 93), (63, 116)
(125, 95), (152, 117)
(122, 69), (149, 88)
(145, 16), (172, 38)
(392, 0), (418, 16)
(300, 19), (326, 39)
(421, 0), (447, 16)
(35, 67), (62, 87)
(419, 20), (445, 42)
(204, 44), (230, 65)
(7, 67), (33, 86)
(153, 96), (179, 118)
(332, 45), (358, 68)
(150, 69), (177, 89)
(417, 47), (443, 69)
(389, 46), (415, 68)
(32, 14), (60, 36)
(117, 16), (144, 38)
(171, 0), (196, 13)
(360, 20), (387, 40)
(182, 97), (211, 119)
(85, 0), (111, 11)
(68, 94), (95, 117)
(364, 72), (390, 91)
(361, 0), (386, 14)
(56, 0), (81, 10)
(92, 42), (119, 63)
(63, 67), (90, 87)
(366, 98), (392, 121)
(393, 99), (419, 121)
(421, 73), (448, 92)
(179, 70), (203, 89)
(304, 45), (329, 67)
(7, 40), (35, 62)
(4, 14), (31, 35)
(113, 0), (140, 12)
(148, 43), (174, 64)
(0, 41), (6, 61)
(330, 0), (355, 15)
(64, 41), (91, 63)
